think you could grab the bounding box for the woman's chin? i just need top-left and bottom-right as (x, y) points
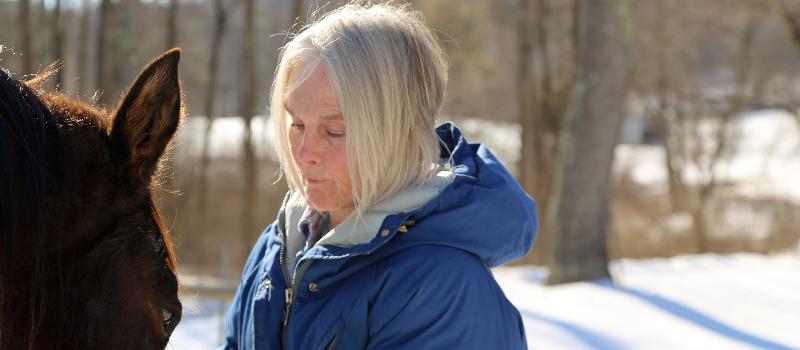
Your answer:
(303, 196), (330, 212)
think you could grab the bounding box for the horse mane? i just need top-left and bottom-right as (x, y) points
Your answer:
(24, 61), (62, 91)
(0, 68), (74, 345)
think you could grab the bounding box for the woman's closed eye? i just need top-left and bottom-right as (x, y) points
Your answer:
(290, 120), (343, 138)
(327, 130), (345, 138)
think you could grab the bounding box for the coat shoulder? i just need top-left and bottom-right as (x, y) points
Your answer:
(366, 244), (527, 349)
(372, 243), (501, 303)
(376, 244), (488, 278)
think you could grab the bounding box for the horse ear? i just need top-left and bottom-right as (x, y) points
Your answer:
(110, 48), (183, 184)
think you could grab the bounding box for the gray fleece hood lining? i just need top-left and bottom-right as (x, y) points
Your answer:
(282, 167), (454, 272)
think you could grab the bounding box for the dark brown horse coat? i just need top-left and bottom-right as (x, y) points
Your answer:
(0, 49), (184, 349)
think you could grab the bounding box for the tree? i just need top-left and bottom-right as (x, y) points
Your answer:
(517, 0), (580, 265)
(19, 0), (33, 75)
(166, 0), (178, 49)
(239, 0), (259, 253)
(51, 0), (64, 89)
(36, 0), (47, 68)
(630, 0), (767, 253)
(76, 0), (91, 97)
(547, 0), (631, 285)
(115, 0), (135, 100)
(780, 0), (800, 47)
(290, 0), (304, 28)
(96, 0), (114, 104)
(516, 0), (534, 245)
(778, 0), (800, 123)
(196, 0), (234, 236)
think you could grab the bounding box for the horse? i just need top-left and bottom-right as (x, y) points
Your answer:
(0, 49), (184, 349)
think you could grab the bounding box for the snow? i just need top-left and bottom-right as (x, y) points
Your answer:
(613, 109), (800, 203)
(175, 116), (275, 160)
(168, 298), (228, 350)
(169, 251), (800, 349)
(497, 251), (800, 350)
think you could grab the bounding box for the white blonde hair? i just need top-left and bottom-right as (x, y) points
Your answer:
(271, 2), (449, 218)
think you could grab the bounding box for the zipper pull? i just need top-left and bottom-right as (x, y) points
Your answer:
(285, 288), (293, 304)
(283, 288), (293, 326)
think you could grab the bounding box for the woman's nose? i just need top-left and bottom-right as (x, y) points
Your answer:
(296, 133), (320, 167)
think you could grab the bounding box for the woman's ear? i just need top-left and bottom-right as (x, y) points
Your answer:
(110, 49), (184, 185)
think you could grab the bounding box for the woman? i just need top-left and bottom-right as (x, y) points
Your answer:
(221, 3), (537, 349)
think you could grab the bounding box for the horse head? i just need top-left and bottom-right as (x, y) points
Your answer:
(1, 49), (184, 349)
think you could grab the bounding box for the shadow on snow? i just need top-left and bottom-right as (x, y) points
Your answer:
(593, 279), (794, 350)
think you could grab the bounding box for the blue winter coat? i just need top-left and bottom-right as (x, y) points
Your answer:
(220, 123), (538, 349)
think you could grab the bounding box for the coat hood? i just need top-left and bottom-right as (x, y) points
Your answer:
(398, 122), (538, 267)
(284, 122), (538, 268)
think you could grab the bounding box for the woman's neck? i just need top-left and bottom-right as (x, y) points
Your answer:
(327, 207), (354, 229)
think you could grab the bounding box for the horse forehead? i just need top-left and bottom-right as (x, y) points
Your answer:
(42, 95), (114, 157)
(42, 94), (110, 132)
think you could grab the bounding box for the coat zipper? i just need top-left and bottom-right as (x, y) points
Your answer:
(279, 221), (313, 349)
(276, 214), (412, 349)
(282, 260), (311, 320)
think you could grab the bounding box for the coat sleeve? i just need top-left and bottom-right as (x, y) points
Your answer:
(365, 245), (528, 350)
(218, 224), (275, 350)
(218, 277), (245, 350)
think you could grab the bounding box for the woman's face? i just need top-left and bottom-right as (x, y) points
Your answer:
(285, 63), (354, 224)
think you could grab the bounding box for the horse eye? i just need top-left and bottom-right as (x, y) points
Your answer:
(161, 309), (175, 333)
(161, 309), (174, 324)
(160, 305), (181, 335)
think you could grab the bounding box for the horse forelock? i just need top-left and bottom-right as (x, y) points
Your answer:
(0, 69), (74, 269)
(0, 69), (77, 347)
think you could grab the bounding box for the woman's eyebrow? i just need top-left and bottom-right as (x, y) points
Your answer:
(284, 102), (298, 117)
(321, 114), (344, 121)
(284, 103), (343, 121)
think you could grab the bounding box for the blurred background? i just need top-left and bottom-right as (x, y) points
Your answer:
(2, 0), (799, 348)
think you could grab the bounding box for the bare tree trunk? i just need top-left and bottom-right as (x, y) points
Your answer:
(290, 0), (304, 28)
(547, 0), (630, 285)
(166, 0), (178, 49)
(114, 0), (134, 100)
(516, 0), (538, 260)
(240, 0), (258, 252)
(188, 0), (232, 273)
(19, 0), (33, 75)
(695, 14), (758, 253)
(649, 1), (688, 213)
(780, 0), (800, 47)
(652, 99), (690, 213)
(519, 0), (580, 265)
(535, 0), (552, 102)
(77, 0), (90, 97)
(197, 0), (230, 227)
(96, 0), (114, 104)
(37, 0), (47, 68)
(52, 0), (64, 89)
(517, 0), (532, 192)
(777, 1), (800, 128)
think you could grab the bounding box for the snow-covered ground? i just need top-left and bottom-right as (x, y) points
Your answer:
(168, 250), (800, 350)
(498, 251), (800, 350)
